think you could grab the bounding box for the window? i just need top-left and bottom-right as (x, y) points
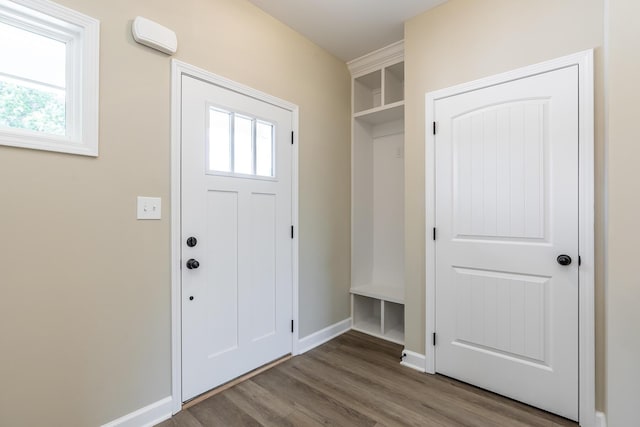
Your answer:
(0, 0), (99, 156)
(208, 107), (275, 178)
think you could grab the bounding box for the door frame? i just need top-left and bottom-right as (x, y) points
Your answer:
(424, 50), (595, 426)
(170, 59), (300, 413)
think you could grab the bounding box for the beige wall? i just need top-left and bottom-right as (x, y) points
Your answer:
(404, 0), (606, 410)
(606, 0), (640, 424)
(0, 0), (350, 425)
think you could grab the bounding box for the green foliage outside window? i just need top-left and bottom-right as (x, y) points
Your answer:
(0, 80), (65, 136)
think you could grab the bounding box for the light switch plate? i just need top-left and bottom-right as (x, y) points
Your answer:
(137, 196), (161, 220)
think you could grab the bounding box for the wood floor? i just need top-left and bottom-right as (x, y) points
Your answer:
(158, 331), (577, 427)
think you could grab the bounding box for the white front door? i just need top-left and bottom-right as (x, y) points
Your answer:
(434, 66), (579, 420)
(181, 75), (293, 401)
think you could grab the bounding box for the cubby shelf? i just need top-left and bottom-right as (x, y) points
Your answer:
(349, 41), (405, 345)
(353, 61), (404, 116)
(353, 101), (404, 125)
(350, 284), (404, 304)
(352, 294), (405, 345)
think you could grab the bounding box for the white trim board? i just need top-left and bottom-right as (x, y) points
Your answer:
(297, 318), (352, 354)
(170, 59), (300, 414)
(101, 397), (172, 427)
(401, 349), (426, 373)
(424, 50), (595, 427)
(347, 40), (404, 77)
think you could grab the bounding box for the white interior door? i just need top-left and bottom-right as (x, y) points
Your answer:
(434, 66), (579, 420)
(181, 75), (293, 401)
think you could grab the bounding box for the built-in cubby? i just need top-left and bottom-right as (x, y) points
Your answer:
(352, 295), (381, 335)
(352, 294), (405, 345)
(354, 70), (382, 113)
(384, 62), (404, 105)
(349, 41), (405, 344)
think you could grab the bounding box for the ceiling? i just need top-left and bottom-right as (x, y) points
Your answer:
(247, 0), (448, 62)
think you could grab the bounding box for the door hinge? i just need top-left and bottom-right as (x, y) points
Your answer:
(432, 332), (437, 346)
(291, 131), (294, 145)
(579, 255), (582, 266)
(291, 225), (294, 239)
(433, 121), (437, 135)
(433, 227), (437, 241)
(291, 320), (294, 333)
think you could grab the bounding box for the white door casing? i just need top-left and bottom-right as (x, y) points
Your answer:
(425, 51), (595, 426)
(171, 61), (300, 410)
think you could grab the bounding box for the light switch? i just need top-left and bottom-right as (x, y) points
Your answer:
(137, 196), (162, 220)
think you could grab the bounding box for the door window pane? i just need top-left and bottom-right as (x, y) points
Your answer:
(233, 115), (253, 174)
(209, 109), (231, 172)
(256, 121), (274, 177)
(206, 108), (276, 178)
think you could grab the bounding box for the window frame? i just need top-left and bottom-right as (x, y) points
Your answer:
(0, 0), (99, 156)
(205, 104), (277, 180)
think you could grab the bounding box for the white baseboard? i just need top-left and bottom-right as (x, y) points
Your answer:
(297, 318), (352, 354)
(401, 349), (426, 372)
(595, 411), (607, 427)
(101, 396), (173, 427)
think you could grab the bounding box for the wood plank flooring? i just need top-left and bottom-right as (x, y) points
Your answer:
(158, 331), (577, 427)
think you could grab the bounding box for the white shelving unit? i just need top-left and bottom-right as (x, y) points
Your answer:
(348, 41), (405, 345)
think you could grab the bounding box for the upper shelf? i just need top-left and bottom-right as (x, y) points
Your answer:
(353, 60), (404, 116)
(353, 101), (404, 125)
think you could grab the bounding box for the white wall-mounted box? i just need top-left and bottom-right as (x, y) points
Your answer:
(132, 16), (177, 55)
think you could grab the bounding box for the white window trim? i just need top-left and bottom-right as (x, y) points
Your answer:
(0, 0), (99, 156)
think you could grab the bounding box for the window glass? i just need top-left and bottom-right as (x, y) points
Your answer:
(0, 21), (66, 135)
(233, 115), (253, 175)
(255, 121), (274, 177)
(209, 109), (231, 172)
(207, 107), (276, 178)
(0, 21), (66, 87)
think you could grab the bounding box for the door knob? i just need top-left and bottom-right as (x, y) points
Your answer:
(186, 258), (200, 269)
(557, 255), (572, 266)
(186, 237), (198, 247)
